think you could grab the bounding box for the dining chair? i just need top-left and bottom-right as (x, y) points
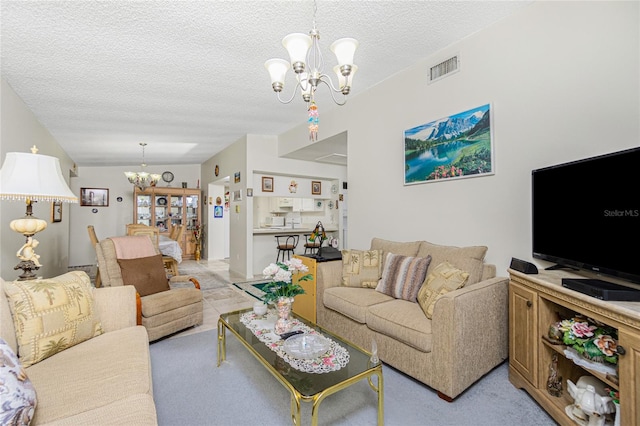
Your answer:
(168, 224), (179, 240)
(303, 233), (322, 255)
(126, 224), (160, 248)
(163, 225), (185, 276)
(87, 225), (102, 287)
(95, 235), (203, 341)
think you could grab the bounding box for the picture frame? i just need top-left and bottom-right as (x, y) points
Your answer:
(51, 201), (62, 223)
(234, 172), (241, 183)
(214, 205), (223, 218)
(246, 188), (253, 197)
(232, 190), (242, 201)
(311, 181), (321, 195)
(262, 176), (274, 192)
(404, 103), (494, 185)
(80, 188), (109, 206)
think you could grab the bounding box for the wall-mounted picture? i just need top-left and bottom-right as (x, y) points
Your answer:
(80, 188), (109, 206)
(312, 181), (321, 195)
(404, 103), (494, 185)
(232, 190), (242, 201)
(262, 176), (274, 192)
(234, 172), (241, 183)
(51, 201), (62, 223)
(214, 205), (223, 218)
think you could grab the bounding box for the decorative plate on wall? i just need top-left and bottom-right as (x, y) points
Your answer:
(157, 197), (167, 206)
(162, 171), (174, 184)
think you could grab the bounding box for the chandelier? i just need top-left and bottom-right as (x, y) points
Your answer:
(124, 142), (161, 191)
(265, 0), (358, 141)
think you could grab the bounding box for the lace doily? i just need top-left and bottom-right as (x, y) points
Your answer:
(240, 310), (350, 374)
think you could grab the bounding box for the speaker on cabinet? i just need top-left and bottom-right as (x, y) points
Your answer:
(510, 257), (539, 274)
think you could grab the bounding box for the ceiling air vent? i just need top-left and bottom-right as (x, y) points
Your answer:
(429, 55), (459, 84)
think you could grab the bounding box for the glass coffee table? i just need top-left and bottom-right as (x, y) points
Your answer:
(218, 308), (384, 425)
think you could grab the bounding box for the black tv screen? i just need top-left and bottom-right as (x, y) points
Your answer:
(532, 147), (640, 284)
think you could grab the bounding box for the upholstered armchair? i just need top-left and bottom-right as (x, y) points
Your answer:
(95, 236), (203, 341)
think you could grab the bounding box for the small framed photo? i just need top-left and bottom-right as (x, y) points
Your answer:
(312, 181), (322, 195)
(232, 190), (242, 201)
(262, 176), (274, 192)
(81, 188), (109, 207)
(214, 205), (223, 218)
(51, 201), (62, 223)
(246, 188), (253, 197)
(234, 172), (241, 183)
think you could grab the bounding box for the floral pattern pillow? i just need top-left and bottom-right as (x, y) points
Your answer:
(0, 338), (37, 425)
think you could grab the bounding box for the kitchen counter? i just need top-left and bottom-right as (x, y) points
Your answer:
(253, 226), (338, 235)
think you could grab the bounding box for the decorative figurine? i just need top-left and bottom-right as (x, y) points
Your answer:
(16, 237), (42, 267)
(546, 353), (563, 397)
(566, 376), (615, 426)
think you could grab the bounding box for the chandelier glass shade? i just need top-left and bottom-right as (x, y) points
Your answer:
(264, 1), (359, 117)
(125, 142), (161, 191)
(0, 145), (78, 280)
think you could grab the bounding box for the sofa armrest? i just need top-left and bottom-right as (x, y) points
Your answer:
(93, 286), (137, 332)
(315, 260), (343, 317)
(430, 276), (509, 399)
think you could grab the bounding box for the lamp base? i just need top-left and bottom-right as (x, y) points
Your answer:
(14, 260), (39, 281)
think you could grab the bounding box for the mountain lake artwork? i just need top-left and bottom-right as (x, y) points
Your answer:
(404, 104), (494, 185)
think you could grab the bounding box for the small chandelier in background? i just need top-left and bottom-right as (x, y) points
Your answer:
(265, 0), (358, 141)
(124, 142), (161, 191)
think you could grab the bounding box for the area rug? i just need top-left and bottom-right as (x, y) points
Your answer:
(232, 280), (270, 301)
(150, 329), (557, 426)
(176, 261), (230, 290)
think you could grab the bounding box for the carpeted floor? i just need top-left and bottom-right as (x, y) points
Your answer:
(150, 329), (556, 426)
(177, 261), (230, 290)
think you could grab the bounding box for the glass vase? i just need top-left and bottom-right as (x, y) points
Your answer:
(274, 297), (294, 335)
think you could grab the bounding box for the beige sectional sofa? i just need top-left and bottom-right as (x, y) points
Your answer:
(1, 271), (157, 425)
(315, 238), (509, 401)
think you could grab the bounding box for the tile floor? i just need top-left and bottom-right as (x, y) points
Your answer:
(165, 259), (256, 340)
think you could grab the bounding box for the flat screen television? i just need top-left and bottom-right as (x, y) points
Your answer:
(531, 147), (640, 292)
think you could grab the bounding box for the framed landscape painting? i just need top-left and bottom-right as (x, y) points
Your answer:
(404, 103), (494, 185)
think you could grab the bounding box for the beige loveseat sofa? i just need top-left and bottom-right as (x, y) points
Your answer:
(315, 238), (509, 401)
(1, 271), (157, 425)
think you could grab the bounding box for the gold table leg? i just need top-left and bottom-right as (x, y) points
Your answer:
(217, 318), (226, 367)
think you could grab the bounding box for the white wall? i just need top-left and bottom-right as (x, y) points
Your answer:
(68, 164), (200, 267)
(279, 1), (640, 277)
(1, 78), (76, 279)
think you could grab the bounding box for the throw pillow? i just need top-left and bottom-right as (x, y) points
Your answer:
(341, 249), (383, 288)
(375, 253), (432, 301)
(3, 271), (103, 368)
(117, 254), (170, 297)
(0, 338), (37, 425)
(417, 261), (470, 319)
(416, 241), (487, 285)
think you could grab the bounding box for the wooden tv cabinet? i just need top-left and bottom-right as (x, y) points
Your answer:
(508, 268), (640, 425)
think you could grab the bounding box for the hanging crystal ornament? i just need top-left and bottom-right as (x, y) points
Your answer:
(308, 101), (319, 141)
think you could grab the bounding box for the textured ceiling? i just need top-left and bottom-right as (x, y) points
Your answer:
(1, 1), (532, 167)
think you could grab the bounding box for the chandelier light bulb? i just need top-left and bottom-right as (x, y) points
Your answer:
(330, 38), (359, 69)
(334, 64), (357, 94)
(282, 33), (312, 73)
(265, 58), (290, 91)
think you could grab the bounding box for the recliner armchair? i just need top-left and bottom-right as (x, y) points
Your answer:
(95, 236), (203, 341)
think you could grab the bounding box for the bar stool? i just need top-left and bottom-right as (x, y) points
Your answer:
(275, 235), (299, 263)
(303, 233), (322, 255)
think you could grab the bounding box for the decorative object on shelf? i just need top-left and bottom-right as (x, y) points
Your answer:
(124, 143), (161, 190)
(265, 0), (358, 140)
(308, 221), (327, 247)
(162, 171), (174, 186)
(253, 301), (267, 317)
(262, 176), (274, 192)
(551, 315), (620, 366)
(311, 180), (321, 195)
(181, 182), (187, 188)
(566, 376), (615, 426)
(546, 353), (563, 397)
(0, 145), (78, 280)
(51, 201), (62, 223)
(157, 197), (167, 206)
(261, 259), (313, 334)
(288, 180), (297, 193)
(605, 388), (620, 426)
(80, 188), (109, 207)
(404, 103), (494, 186)
(330, 237), (339, 249)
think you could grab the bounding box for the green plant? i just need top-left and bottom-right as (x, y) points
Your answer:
(261, 259), (312, 304)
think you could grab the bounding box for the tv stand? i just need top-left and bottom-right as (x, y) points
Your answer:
(508, 268), (640, 425)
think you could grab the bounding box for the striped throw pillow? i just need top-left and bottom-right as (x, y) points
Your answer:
(375, 253), (432, 301)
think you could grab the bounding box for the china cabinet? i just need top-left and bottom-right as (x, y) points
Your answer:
(133, 187), (201, 259)
(508, 268), (640, 425)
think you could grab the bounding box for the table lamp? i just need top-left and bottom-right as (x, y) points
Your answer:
(0, 146), (78, 280)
